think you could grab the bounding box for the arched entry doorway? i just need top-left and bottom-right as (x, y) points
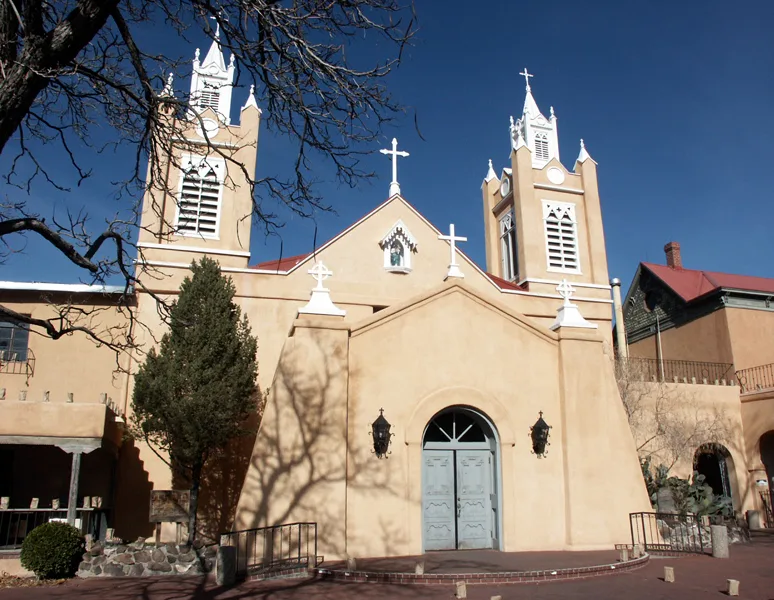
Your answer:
(694, 444), (733, 500)
(421, 407), (501, 551)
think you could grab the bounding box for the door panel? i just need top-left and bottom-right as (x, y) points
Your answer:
(422, 450), (455, 550)
(456, 450), (492, 549)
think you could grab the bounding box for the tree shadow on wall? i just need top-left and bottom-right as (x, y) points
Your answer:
(236, 331), (406, 560)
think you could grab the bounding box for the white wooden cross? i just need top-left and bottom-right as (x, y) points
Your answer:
(556, 278), (576, 306)
(309, 261), (333, 290)
(438, 224), (467, 279)
(379, 138), (410, 197)
(519, 67), (534, 91)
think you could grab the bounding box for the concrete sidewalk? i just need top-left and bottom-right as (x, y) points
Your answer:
(1, 539), (773, 599)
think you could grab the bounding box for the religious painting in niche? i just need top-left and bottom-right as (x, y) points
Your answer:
(390, 240), (405, 267)
(380, 220), (417, 273)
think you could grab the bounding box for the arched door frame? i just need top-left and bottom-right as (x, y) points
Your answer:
(421, 405), (503, 551)
(693, 443), (734, 501)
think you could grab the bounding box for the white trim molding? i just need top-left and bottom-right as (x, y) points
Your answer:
(518, 277), (610, 290)
(0, 282), (126, 294)
(534, 183), (584, 195)
(137, 242), (250, 258)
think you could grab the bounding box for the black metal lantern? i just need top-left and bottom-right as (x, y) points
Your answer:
(530, 411), (551, 458)
(371, 408), (393, 459)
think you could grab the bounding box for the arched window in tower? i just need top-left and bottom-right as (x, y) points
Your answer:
(534, 133), (550, 161)
(380, 220), (417, 273)
(176, 157), (224, 238)
(542, 201), (580, 273)
(499, 210), (518, 282)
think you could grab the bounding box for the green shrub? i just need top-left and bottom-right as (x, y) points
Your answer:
(20, 522), (85, 579)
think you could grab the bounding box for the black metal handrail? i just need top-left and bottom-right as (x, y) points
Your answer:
(0, 347), (35, 376)
(618, 357), (734, 384)
(0, 508), (107, 550)
(630, 512), (712, 555)
(220, 522), (318, 578)
(737, 363), (774, 394)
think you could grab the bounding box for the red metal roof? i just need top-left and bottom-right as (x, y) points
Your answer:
(484, 273), (528, 291)
(642, 262), (774, 303)
(252, 253), (310, 271)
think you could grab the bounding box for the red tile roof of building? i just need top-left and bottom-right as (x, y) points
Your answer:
(252, 253), (310, 271)
(642, 262), (774, 303)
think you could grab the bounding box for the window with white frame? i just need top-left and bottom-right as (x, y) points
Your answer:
(380, 220), (417, 273)
(542, 201), (580, 272)
(499, 210), (518, 281)
(534, 132), (550, 161)
(176, 157), (224, 238)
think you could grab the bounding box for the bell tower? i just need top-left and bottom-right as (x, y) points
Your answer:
(481, 69), (610, 292)
(136, 33), (262, 269)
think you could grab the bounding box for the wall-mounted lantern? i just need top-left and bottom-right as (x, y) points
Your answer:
(530, 411), (551, 458)
(371, 408), (393, 459)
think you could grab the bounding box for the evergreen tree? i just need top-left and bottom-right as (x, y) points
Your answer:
(132, 257), (258, 542)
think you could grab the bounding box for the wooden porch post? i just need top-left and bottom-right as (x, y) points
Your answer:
(66, 451), (82, 526)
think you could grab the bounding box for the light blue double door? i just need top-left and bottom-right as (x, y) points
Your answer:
(422, 449), (495, 550)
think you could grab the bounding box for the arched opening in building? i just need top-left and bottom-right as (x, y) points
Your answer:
(421, 406), (501, 551)
(693, 443), (733, 501)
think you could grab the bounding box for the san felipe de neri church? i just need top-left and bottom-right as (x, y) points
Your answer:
(0, 33), (652, 561)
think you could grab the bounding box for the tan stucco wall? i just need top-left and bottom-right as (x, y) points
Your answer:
(235, 282), (650, 559)
(628, 309), (734, 366)
(725, 308), (774, 371)
(626, 380), (752, 512)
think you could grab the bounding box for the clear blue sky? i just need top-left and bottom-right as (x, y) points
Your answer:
(4, 0), (774, 292)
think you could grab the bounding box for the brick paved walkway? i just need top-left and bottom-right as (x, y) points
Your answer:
(2, 535), (772, 599)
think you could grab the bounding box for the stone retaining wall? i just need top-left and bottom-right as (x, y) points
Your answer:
(77, 538), (216, 578)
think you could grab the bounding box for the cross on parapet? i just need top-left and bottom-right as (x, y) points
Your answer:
(438, 224), (467, 279)
(379, 138), (410, 197)
(519, 67), (534, 91)
(556, 278), (576, 306)
(309, 261), (333, 290)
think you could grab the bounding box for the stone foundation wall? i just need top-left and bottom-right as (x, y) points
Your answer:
(78, 538), (216, 578)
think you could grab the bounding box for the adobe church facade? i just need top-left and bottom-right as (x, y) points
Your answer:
(0, 41), (654, 558)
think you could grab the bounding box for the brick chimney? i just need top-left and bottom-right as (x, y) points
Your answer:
(664, 241), (682, 269)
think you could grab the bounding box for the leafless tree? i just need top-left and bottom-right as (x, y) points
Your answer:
(0, 0), (415, 353)
(614, 357), (731, 473)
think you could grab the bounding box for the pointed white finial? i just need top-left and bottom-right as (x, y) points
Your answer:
(161, 72), (174, 97)
(576, 138), (592, 164)
(194, 48), (200, 62)
(298, 260), (346, 317)
(438, 224), (468, 279)
(229, 53), (235, 67)
(519, 67), (534, 92)
(379, 138), (410, 197)
(513, 126), (528, 151)
(241, 84), (261, 112)
(550, 278), (598, 331)
(484, 159), (497, 182)
(550, 106), (555, 118)
(210, 16), (220, 39)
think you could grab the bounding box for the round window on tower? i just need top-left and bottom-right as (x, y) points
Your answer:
(500, 176), (511, 198)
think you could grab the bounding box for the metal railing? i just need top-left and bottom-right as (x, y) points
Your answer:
(630, 512), (712, 555)
(0, 508), (107, 550)
(220, 522), (319, 579)
(760, 491), (774, 529)
(0, 348), (35, 376)
(618, 357), (734, 384)
(737, 363), (774, 394)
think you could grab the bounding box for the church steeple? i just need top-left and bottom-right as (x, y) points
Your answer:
(510, 68), (560, 169)
(189, 26), (236, 124)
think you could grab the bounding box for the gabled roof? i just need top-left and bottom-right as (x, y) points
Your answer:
(641, 262), (774, 303)
(248, 195), (531, 296)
